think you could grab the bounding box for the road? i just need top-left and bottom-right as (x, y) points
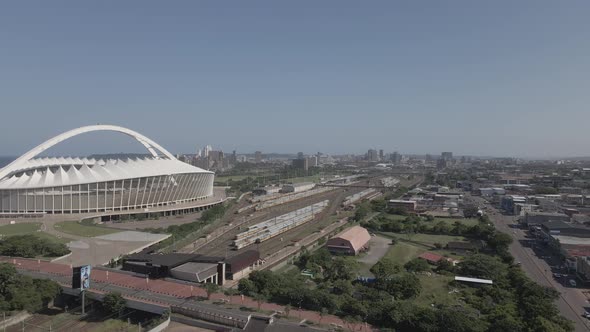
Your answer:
(468, 195), (590, 332)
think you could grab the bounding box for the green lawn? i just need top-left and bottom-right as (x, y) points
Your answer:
(0, 223), (41, 236)
(0, 222), (71, 245)
(381, 232), (467, 248)
(432, 217), (479, 227)
(414, 275), (459, 307)
(285, 174), (324, 184)
(382, 241), (427, 265)
(378, 232), (468, 265)
(215, 175), (255, 182)
(54, 221), (121, 237)
(381, 214), (407, 222)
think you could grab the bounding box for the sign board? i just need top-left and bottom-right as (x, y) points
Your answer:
(72, 265), (91, 290)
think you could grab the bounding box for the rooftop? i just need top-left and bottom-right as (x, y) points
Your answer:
(454, 276), (493, 285)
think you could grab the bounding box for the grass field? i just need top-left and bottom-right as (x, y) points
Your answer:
(0, 223), (41, 236)
(415, 274), (458, 307)
(285, 174), (324, 184)
(215, 175), (257, 183)
(378, 231), (468, 265)
(433, 217), (479, 227)
(0, 222), (71, 244)
(54, 221), (121, 237)
(381, 241), (426, 265)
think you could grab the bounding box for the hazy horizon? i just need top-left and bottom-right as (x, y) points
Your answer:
(1, 1), (589, 158)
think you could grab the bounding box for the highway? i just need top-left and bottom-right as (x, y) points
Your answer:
(467, 195), (590, 332)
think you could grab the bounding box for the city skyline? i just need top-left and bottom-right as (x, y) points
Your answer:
(1, 1), (589, 158)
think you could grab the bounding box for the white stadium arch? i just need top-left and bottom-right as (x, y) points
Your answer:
(0, 125), (214, 214)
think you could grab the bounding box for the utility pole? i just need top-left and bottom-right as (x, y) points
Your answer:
(81, 290), (85, 314)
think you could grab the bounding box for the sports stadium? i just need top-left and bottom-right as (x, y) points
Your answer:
(0, 125), (215, 215)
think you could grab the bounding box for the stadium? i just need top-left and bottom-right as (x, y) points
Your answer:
(0, 125), (215, 215)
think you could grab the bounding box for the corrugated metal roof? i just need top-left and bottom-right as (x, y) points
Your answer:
(455, 276), (493, 284)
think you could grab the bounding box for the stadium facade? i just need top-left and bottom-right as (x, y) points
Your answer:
(0, 125), (214, 214)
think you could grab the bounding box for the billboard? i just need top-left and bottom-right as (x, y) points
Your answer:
(72, 265), (91, 290)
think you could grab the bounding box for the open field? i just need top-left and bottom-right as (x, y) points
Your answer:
(433, 217), (479, 227)
(215, 175), (255, 182)
(381, 241), (426, 265)
(415, 274), (458, 307)
(54, 220), (121, 237)
(378, 232), (468, 265)
(284, 174), (324, 184)
(0, 222), (71, 244)
(0, 222), (42, 236)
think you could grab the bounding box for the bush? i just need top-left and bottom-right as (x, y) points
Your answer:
(404, 258), (430, 272)
(0, 235), (69, 258)
(102, 292), (126, 316)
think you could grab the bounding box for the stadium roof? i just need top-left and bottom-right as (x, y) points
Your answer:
(0, 125), (212, 189)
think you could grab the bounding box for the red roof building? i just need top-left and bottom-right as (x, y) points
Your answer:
(418, 252), (445, 264)
(326, 226), (371, 255)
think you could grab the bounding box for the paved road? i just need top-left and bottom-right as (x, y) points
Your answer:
(468, 195), (590, 332)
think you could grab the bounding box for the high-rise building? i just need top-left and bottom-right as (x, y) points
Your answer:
(255, 151), (263, 163)
(297, 152), (304, 159)
(391, 151), (402, 164)
(367, 149), (379, 162)
(202, 145), (212, 158)
(292, 157), (309, 171)
(379, 149), (384, 161)
(231, 150), (237, 164)
(441, 152), (453, 161)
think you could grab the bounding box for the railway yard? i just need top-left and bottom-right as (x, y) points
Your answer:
(193, 174), (421, 260)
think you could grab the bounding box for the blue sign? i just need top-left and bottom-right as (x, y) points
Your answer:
(80, 265), (91, 290)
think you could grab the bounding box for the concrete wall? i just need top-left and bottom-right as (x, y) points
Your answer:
(147, 316), (170, 332)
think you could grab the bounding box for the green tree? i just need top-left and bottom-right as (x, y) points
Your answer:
(325, 257), (357, 281)
(463, 204), (480, 218)
(487, 305), (524, 332)
(436, 306), (487, 332)
(404, 258), (430, 272)
(102, 292), (126, 316)
(381, 273), (421, 299)
(370, 257), (401, 279)
(353, 203), (370, 222)
(238, 278), (257, 296)
(487, 231), (513, 253)
(458, 254), (506, 280)
(203, 282), (219, 300)
(331, 279), (353, 296)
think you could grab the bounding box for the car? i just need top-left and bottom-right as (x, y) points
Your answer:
(569, 279), (577, 287)
(583, 311), (590, 319)
(553, 273), (562, 278)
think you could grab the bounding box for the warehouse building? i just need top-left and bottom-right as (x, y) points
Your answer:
(122, 251), (261, 285)
(326, 226), (371, 255)
(224, 250), (261, 280)
(170, 260), (224, 284)
(280, 182), (315, 193)
(388, 199), (417, 212)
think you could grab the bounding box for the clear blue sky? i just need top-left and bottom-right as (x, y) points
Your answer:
(0, 1), (588, 158)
